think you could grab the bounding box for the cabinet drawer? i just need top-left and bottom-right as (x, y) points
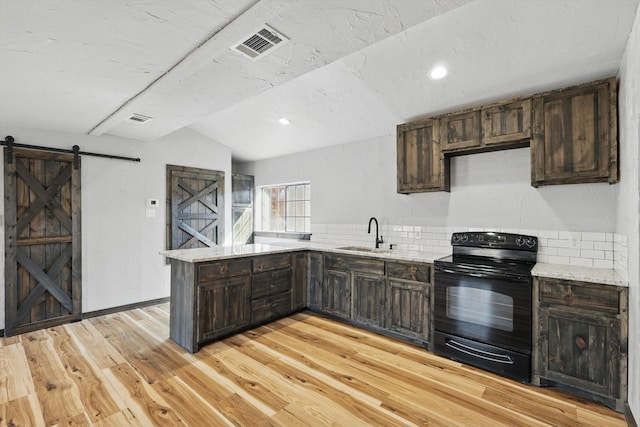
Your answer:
(539, 278), (619, 314)
(387, 261), (431, 283)
(252, 292), (292, 324)
(252, 269), (292, 299)
(253, 254), (291, 273)
(324, 254), (385, 274)
(198, 259), (252, 282)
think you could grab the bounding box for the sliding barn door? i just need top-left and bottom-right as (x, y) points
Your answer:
(4, 148), (81, 336)
(166, 165), (224, 250)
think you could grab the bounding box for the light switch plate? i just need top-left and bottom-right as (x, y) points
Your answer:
(145, 208), (156, 218)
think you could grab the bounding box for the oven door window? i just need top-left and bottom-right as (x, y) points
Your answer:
(434, 268), (531, 353)
(446, 286), (513, 332)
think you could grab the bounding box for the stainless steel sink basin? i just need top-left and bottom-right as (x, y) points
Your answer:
(337, 246), (391, 254)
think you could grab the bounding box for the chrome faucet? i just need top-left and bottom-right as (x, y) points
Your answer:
(368, 217), (384, 249)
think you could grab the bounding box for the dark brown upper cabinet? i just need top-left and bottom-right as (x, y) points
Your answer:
(440, 110), (481, 152)
(482, 99), (532, 146)
(531, 78), (618, 187)
(397, 119), (449, 193)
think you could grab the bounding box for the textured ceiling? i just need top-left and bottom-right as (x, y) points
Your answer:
(1, 0), (638, 161)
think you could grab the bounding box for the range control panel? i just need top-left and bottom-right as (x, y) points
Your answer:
(451, 232), (537, 251)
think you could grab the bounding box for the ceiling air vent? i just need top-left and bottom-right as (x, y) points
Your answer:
(232, 24), (289, 61)
(128, 113), (153, 124)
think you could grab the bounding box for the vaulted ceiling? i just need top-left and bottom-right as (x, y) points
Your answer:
(1, 0), (638, 161)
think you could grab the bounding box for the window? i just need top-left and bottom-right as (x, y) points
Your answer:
(259, 182), (310, 233)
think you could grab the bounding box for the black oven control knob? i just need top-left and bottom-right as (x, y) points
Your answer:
(452, 234), (460, 243)
(525, 237), (537, 248)
(460, 234), (468, 243)
(515, 236), (525, 246)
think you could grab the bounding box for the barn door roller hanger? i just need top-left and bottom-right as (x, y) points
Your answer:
(2, 135), (141, 169)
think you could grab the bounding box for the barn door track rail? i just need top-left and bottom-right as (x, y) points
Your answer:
(2, 135), (141, 169)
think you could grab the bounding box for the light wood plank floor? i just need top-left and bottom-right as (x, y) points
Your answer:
(0, 303), (626, 426)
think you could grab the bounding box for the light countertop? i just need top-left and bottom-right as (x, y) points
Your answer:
(161, 242), (447, 264)
(532, 262), (627, 287)
(161, 244), (627, 287)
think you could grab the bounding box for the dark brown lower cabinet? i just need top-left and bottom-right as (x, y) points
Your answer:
(387, 279), (429, 344)
(170, 253), (303, 353)
(353, 272), (386, 328)
(323, 269), (352, 319)
(199, 275), (251, 342)
(533, 277), (628, 412)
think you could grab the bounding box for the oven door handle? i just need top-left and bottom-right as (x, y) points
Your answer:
(445, 338), (515, 364)
(435, 267), (529, 281)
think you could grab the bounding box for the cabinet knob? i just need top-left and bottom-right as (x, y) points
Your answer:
(257, 264), (263, 271)
(575, 336), (587, 350)
(220, 265), (228, 274)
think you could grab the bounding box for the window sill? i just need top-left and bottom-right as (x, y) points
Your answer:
(253, 231), (311, 241)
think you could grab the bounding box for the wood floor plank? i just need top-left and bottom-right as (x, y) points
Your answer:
(103, 362), (186, 425)
(0, 304), (626, 426)
(0, 343), (35, 404)
(20, 329), (90, 426)
(47, 325), (122, 423)
(0, 393), (46, 427)
(63, 321), (128, 371)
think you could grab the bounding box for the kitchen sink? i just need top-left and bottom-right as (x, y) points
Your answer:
(337, 246), (391, 254)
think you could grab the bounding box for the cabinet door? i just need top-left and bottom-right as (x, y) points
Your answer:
(440, 110), (481, 151)
(308, 252), (324, 310)
(397, 120), (448, 193)
(292, 252), (308, 311)
(323, 269), (351, 319)
(531, 79), (617, 186)
(387, 279), (429, 342)
(198, 275), (251, 342)
(352, 272), (386, 328)
(482, 99), (532, 146)
(539, 306), (620, 398)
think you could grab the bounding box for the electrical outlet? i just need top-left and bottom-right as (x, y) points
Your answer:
(415, 230), (422, 239)
(570, 232), (580, 248)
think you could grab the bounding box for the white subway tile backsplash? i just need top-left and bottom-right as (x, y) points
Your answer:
(538, 230), (559, 239)
(558, 248), (581, 257)
(581, 249), (605, 259)
(580, 240), (594, 250)
(310, 224), (626, 279)
(548, 255), (571, 265)
(547, 239), (571, 248)
(570, 257), (593, 267)
(593, 241), (613, 251)
(582, 232), (607, 242)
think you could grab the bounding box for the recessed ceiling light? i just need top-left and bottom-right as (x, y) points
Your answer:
(278, 118), (290, 125)
(429, 65), (448, 79)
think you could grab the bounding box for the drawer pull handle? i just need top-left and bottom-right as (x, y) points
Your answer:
(220, 265), (228, 274)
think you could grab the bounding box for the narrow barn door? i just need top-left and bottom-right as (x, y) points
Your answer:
(4, 148), (81, 336)
(166, 165), (224, 250)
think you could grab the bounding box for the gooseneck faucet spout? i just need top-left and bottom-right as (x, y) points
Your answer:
(368, 217), (384, 249)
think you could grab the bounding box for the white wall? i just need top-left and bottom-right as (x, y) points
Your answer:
(617, 2), (640, 419)
(0, 127), (232, 329)
(238, 138), (617, 233)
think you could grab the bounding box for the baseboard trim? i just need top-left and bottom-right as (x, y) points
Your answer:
(626, 402), (638, 427)
(82, 297), (170, 320)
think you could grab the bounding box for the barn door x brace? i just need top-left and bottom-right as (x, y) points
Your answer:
(2, 135), (141, 169)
